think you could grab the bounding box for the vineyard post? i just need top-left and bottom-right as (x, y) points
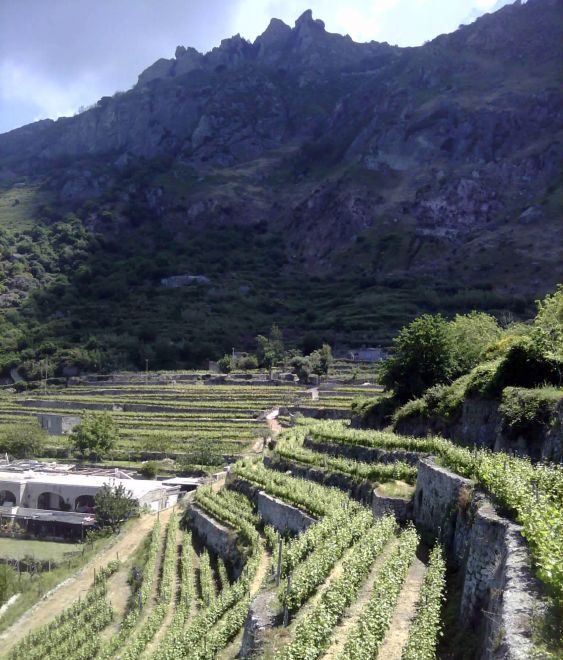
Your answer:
(276, 533), (283, 586)
(283, 573), (292, 627)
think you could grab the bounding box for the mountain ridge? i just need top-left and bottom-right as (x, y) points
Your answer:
(0, 0), (561, 374)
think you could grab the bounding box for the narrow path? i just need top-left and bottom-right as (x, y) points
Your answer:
(323, 538), (398, 660)
(101, 549), (143, 640)
(117, 510), (171, 653)
(267, 416), (282, 436)
(377, 552), (428, 660)
(0, 508), (174, 657)
(142, 524), (182, 658)
(217, 542), (271, 660)
(263, 535), (362, 657)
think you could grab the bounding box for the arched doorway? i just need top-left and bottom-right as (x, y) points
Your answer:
(37, 491), (66, 511)
(0, 489), (16, 506)
(75, 494), (95, 513)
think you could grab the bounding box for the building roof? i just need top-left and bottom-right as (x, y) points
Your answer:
(161, 477), (204, 487)
(0, 505), (96, 525)
(0, 471), (170, 499)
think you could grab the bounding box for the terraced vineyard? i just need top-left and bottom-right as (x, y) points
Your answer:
(0, 377), (382, 469)
(2, 387), (560, 658)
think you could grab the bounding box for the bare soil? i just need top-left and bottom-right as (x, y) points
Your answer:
(377, 553), (428, 660)
(323, 538), (398, 660)
(0, 508), (174, 657)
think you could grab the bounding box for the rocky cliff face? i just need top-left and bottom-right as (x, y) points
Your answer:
(0, 1), (561, 366)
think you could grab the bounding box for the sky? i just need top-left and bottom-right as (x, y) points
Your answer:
(0, 0), (514, 135)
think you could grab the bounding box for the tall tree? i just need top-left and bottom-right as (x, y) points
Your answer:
(71, 411), (118, 460)
(94, 483), (138, 532)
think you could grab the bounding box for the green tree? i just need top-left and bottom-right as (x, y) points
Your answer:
(256, 323), (284, 378)
(448, 312), (501, 375)
(217, 354), (233, 373)
(71, 411), (118, 460)
(94, 483), (138, 532)
(0, 422), (47, 459)
(381, 314), (456, 401)
(532, 285), (563, 362)
(236, 354), (259, 371)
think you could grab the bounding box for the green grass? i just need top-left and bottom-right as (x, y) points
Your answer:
(0, 185), (52, 231)
(375, 480), (415, 499)
(0, 538), (82, 561)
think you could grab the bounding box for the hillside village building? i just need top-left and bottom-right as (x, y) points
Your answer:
(0, 461), (181, 538)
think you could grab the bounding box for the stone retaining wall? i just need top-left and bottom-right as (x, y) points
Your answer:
(263, 455), (373, 505)
(257, 492), (316, 534)
(304, 436), (423, 466)
(414, 458), (542, 660)
(187, 504), (244, 577)
(372, 489), (412, 523)
(226, 475), (316, 534)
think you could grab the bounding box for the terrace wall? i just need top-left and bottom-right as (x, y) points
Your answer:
(263, 455), (373, 505)
(414, 458), (542, 660)
(395, 398), (562, 463)
(257, 492), (316, 534)
(187, 504), (244, 576)
(303, 436), (422, 466)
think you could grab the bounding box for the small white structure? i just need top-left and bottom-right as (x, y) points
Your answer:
(37, 413), (81, 436)
(347, 347), (387, 362)
(0, 469), (179, 514)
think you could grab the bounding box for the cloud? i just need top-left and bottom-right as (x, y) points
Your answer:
(0, 0), (521, 134)
(0, 0), (235, 133)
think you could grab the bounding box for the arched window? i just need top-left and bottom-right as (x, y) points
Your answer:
(0, 489), (16, 506)
(37, 491), (66, 511)
(75, 494), (96, 513)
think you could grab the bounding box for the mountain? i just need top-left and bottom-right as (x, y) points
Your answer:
(0, 0), (561, 376)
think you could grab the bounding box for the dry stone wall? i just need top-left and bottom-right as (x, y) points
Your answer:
(414, 458), (542, 660)
(257, 492), (316, 534)
(187, 504), (244, 576)
(372, 489), (412, 523)
(263, 455), (374, 505)
(303, 436), (422, 466)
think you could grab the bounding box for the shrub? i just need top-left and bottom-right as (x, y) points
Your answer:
(352, 393), (398, 428)
(499, 387), (563, 436)
(494, 337), (561, 392)
(392, 398), (428, 425)
(0, 422), (47, 458)
(217, 354), (233, 373)
(236, 354), (258, 371)
(139, 461), (160, 479)
(380, 314), (456, 401)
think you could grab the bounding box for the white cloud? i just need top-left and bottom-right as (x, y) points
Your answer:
(0, 60), (100, 125)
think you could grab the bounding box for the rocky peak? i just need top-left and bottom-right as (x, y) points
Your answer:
(207, 33), (255, 68)
(255, 18), (292, 58)
(294, 9), (325, 31)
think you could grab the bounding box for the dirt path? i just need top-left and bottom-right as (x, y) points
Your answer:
(217, 542), (271, 660)
(377, 553), (428, 660)
(0, 508), (174, 657)
(323, 538), (398, 660)
(102, 554), (140, 639)
(267, 415), (282, 436)
(261, 535), (362, 657)
(142, 524), (182, 658)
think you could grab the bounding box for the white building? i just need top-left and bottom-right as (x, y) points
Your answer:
(0, 469), (179, 514)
